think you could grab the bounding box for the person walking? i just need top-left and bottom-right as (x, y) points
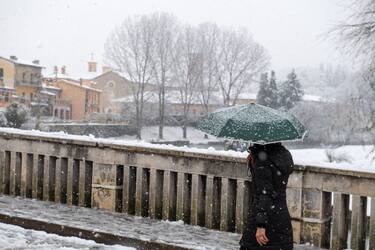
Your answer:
(239, 143), (294, 250)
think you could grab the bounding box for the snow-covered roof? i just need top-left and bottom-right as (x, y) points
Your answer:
(113, 90), (222, 105)
(303, 94), (335, 103)
(43, 71), (105, 81)
(57, 79), (102, 92)
(237, 92), (257, 100)
(43, 72), (73, 79)
(42, 84), (61, 91)
(77, 72), (104, 80)
(30, 102), (49, 106)
(231, 92), (335, 103)
(0, 56), (44, 68)
(40, 90), (57, 96)
(0, 86), (15, 91)
(113, 71), (162, 86)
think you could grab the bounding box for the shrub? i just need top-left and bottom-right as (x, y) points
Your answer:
(5, 103), (28, 128)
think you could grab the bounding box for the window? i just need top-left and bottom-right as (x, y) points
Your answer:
(21, 92), (26, 103)
(106, 81), (115, 88)
(0, 68), (3, 80)
(22, 73), (26, 81)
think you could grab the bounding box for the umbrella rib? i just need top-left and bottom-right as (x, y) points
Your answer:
(283, 117), (304, 139)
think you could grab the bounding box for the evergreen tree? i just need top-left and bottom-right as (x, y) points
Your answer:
(268, 70), (279, 108)
(257, 71), (279, 108)
(278, 70), (304, 110)
(0, 112), (7, 127)
(5, 103), (28, 128)
(256, 72), (270, 106)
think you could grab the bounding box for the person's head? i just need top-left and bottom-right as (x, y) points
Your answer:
(248, 142), (281, 153)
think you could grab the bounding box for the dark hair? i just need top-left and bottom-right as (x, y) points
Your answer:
(247, 142), (282, 153)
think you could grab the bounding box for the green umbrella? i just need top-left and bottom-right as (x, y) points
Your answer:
(198, 103), (307, 144)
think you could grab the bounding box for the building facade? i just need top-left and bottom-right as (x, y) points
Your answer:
(0, 56), (43, 105)
(93, 71), (157, 114)
(52, 79), (101, 120)
(0, 56), (44, 108)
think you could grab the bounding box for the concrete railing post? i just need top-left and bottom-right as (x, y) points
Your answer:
(176, 172), (191, 223)
(286, 171), (304, 244)
(31, 154), (38, 199)
(370, 197), (375, 250)
(235, 180), (251, 233)
(54, 158), (62, 203)
(135, 167), (150, 217)
(191, 174), (205, 226)
(91, 163), (120, 211)
(149, 168), (163, 219)
(331, 193), (349, 250)
(205, 176), (214, 229)
(78, 160), (86, 207)
(0, 151), (4, 194)
(9, 151), (16, 196)
(220, 178), (236, 232)
(42, 155), (50, 201)
(162, 170), (172, 220)
(351, 195), (367, 250)
(66, 158), (74, 205)
(122, 166), (131, 214)
(20, 152), (27, 197)
(301, 188), (331, 248)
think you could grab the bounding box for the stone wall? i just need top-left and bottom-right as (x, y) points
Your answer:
(43, 123), (137, 138)
(0, 129), (374, 250)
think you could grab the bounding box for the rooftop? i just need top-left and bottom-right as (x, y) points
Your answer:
(0, 56), (44, 68)
(113, 90), (222, 105)
(55, 79), (102, 92)
(43, 71), (104, 81)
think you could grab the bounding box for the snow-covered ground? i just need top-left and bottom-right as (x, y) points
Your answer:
(0, 196), (243, 250)
(0, 196), (322, 250)
(110, 126), (221, 144)
(0, 222), (133, 250)
(291, 145), (374, 173)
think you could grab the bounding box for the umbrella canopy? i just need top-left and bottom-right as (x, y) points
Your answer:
(198, 103), (306, 144)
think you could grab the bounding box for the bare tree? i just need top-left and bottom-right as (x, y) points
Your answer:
(333, 0), (375, 71)
(151, 13), (179, 140)
(172, 25), (202, 138)
(216, 28), (270, 106)
(105, 15), (156, 139)
(332, 0), (375, 142)
(196, 23), (221, 114)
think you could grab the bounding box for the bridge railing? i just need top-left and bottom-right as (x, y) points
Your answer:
(0, 129), (374, 250)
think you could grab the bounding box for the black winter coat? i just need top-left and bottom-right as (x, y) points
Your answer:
(239, 143), (294, 250)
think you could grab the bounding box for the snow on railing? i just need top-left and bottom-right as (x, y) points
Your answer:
(0, 128), (374, 250)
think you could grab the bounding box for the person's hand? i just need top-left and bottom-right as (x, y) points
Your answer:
(256, 227), (269, 246)
(247, 153), (254, 167)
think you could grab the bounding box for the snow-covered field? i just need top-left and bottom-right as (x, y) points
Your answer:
(0, 222), (134, 250)
(110, 126), (221, 144)
(291, 145), (374, 173)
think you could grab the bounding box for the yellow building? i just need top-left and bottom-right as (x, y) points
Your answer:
(0, 55), (44, 108)
(52, 79), (101, 120)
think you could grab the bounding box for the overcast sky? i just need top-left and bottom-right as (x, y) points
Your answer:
(0, 0), (351, 76)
